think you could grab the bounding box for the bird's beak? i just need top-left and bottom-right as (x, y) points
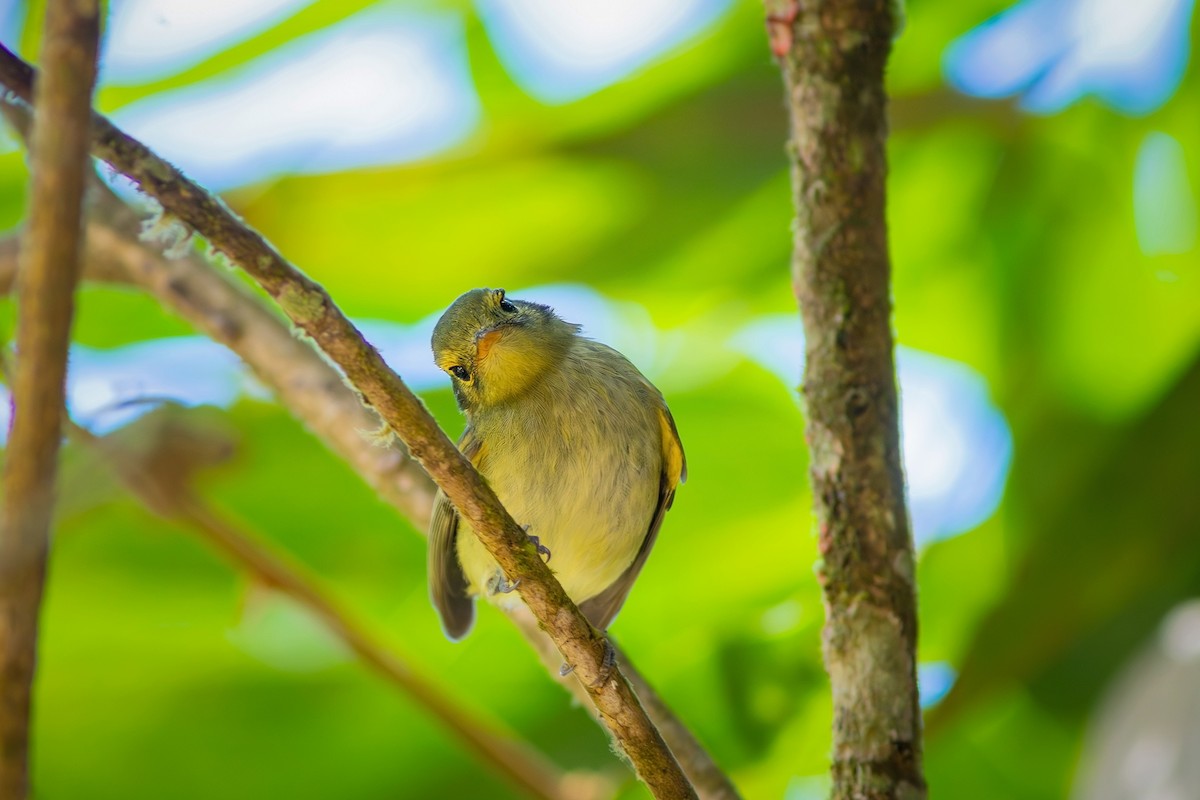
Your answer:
(475, 326), (504, 361)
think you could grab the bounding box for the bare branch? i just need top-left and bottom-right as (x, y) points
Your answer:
(0, 3), (99, 795)
(55, 412), (609, 800)
(766, 1), (925, 798)
(0, 46), (696, 799)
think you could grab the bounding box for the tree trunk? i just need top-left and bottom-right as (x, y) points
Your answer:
(767, 2), (926, 798)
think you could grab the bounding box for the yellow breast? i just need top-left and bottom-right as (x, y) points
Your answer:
(455, 344), (662, 607)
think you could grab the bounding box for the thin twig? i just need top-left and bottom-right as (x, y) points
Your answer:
(0, 3), (100, 796)
(0, 45), (696, 799)
(51, 412), (608, 800)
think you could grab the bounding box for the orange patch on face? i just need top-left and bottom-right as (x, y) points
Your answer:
(476, 328), (504, 361)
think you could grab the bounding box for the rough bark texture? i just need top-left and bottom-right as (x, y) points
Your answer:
(0, 47), (697, 800)
(767, 2), (925, 798)
(0, 3), (99, 797)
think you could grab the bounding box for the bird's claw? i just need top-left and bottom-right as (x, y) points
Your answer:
(519, 524), (550, 562)
(591, 639), (618, 688)
(488, 572), (521, 594)
(484, 526), (548, 596)
(558, 639), (618, 687)
(527, 533), (551, 563)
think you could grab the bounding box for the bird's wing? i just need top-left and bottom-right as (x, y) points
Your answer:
(428, 426), (485, 640)
(580, 402), (686, 630)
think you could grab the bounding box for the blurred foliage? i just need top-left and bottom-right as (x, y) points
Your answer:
(0, 0), (1198, 798)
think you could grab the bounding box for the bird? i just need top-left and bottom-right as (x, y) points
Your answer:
(427, 287), (685, 640)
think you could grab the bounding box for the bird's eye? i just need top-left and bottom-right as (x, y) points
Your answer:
(499, 298), (517, 314)
(449, 365), (471, 382)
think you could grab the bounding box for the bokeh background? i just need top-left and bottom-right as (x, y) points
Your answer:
(0, 0), (1198, 797)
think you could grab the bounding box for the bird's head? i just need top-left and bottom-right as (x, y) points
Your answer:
(431, 288), (579, 409)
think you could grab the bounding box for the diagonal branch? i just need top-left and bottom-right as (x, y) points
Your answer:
(0, 45), (697, 799)
(0, 4), (100, 796)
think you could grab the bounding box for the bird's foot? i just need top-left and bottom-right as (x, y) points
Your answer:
(521, 525), (551, 562)
(559, 638), (618, 687)
(487, 572), (520, 594)
(591, 639), (618, 688)
(528, 534), (551, 563)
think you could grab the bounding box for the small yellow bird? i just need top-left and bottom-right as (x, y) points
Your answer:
(428, 288), (686, 640)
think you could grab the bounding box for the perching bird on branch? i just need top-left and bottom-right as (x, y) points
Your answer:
(428, 288), (686, 640)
